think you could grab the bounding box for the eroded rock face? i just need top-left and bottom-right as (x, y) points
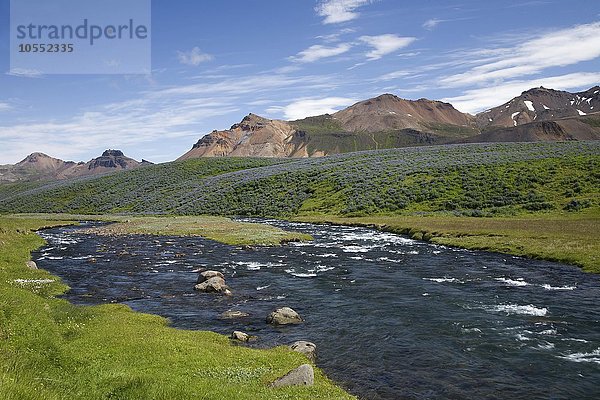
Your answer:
(270, 364), (314, 388)
(290, 341), (316, 362)
(177, 114), (308, 159)
(266, 307), (303, 325)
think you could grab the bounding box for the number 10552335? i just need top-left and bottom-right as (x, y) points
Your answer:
(18, 43), (74, 53)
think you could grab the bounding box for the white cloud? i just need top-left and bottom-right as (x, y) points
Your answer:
(443, 72), (600, 114)
(423, 18), (442, 30)
(290, 43), (352, 63)
(271, 97), (356, 120)
(177, 47), (214, 66)
(374, 70), (412, 82)
(316, 28), (356, 42)
(440, 22), (600, 87)
(0, 103), (11, 112)
(315, 0), (371, 24)
(359, 34), (416, 60)
(152, 73), (337, 97)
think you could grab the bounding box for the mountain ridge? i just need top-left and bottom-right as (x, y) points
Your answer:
(0, 150), (151, 182)
(179, 86), (600, 159)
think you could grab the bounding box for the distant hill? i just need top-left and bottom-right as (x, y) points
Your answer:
(178, 86), (600, 159)
(0, 150), (151, 182)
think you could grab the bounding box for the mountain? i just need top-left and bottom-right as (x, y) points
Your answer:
(179, 94), (479, 159)
(0, 150), (151, 182)
(477, 86), (600, 129)
(332, 94), (475, 133)
(178, 86), (600, 160)
(178, 114), (308, 159)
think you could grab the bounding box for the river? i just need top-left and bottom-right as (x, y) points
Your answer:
(34, 220), (600, 399)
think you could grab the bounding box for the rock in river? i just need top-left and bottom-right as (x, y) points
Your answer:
(231, 331), (249, 342)
(266, 307), (303, 325)
(197, 270), (225, 283)
(194, 276), (231, 295)
(220, 310), (249, 319)
(270, 364), (314, 388)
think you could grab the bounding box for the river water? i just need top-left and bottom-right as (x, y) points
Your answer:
(34, 220), (600, 399)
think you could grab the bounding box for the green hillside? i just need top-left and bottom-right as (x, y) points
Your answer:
(290, 116), (478, 154)
(1, 142), (598, 218)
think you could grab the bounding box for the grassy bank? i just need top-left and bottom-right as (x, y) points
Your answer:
(296, 209), (600, 273)
(10, 214), (312, 246)
(0, 215), (353, 399)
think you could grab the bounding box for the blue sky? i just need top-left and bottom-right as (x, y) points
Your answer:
(0, 0), (599, 163)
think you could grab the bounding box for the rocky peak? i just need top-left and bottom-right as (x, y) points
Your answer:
(101, 149), (125, 157)
(374, 93), (400, 101)
(25, 152), (48, 159)
(231, 113), (271, 132)
(88, 149), (135, 170)
(18, 152), (52, 164)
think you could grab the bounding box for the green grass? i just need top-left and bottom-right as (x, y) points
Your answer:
(0, 215), (354, 399)
(296, 208), (600, 273)
(83, 215), (312, 245)
(9, 214), (312, 246)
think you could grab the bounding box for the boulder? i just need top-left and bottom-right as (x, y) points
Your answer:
(266, 307), (303, 325)
(270, 364), (314, 388)
(197, 270), (225, 284)
(290, 341), (316, 362)
(194, 276), (231, 295)
(231, 331), (250, 342)
(220, 310), (249, 319)
(26, 261), (37, 270)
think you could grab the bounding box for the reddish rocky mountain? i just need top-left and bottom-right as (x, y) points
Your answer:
(179, 94), (481, 159)
(333, 94), (476, 133)
(178, 114), (309, 160)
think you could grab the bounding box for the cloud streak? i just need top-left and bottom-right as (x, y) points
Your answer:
(359, 34), (416, 60)
(440, 22), (600, 87)
(290, 43), (352, 63)
(423, 18), (442, 30)
(315, 0), (371, 24)
(177, 47), (214, 66)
